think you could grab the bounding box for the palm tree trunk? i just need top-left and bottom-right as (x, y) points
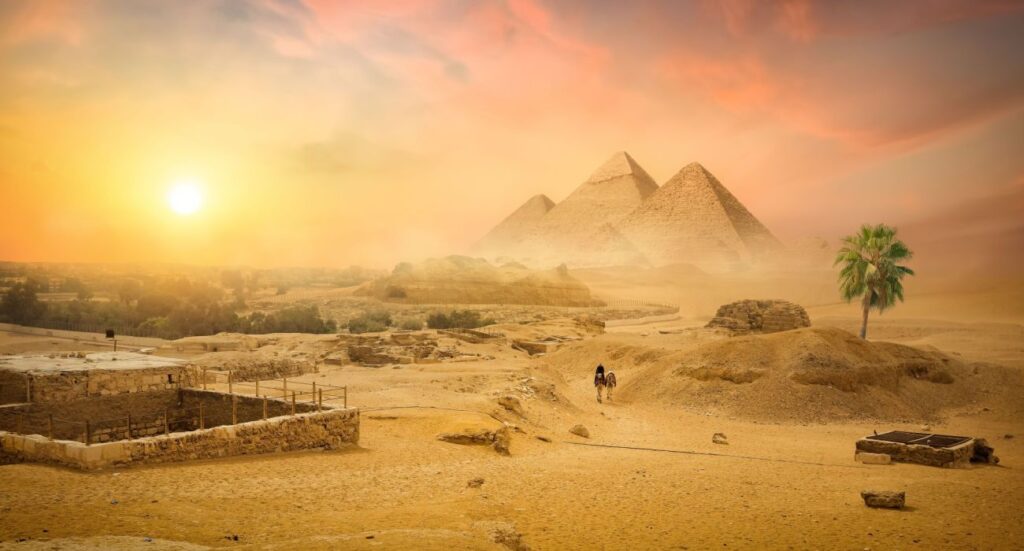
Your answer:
(860, 296), (870, 339)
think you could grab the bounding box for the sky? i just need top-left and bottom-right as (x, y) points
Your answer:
(1, 0), (1022, 270)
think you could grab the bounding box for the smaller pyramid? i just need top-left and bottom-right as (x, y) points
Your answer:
(474, 194), (555, 255)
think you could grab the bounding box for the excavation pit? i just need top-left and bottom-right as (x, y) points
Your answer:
(0, 389), (359, 470)
(855, 430), (997, 468)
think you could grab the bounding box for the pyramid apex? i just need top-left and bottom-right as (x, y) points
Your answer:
(586, 151), (652, 183)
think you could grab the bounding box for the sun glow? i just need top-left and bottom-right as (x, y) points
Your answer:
(167, 181), (203, 215)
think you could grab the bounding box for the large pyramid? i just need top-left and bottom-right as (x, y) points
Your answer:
(474, 153), (781, 270)
(520, 152), (657, 266)
(617, 162), (782, 267)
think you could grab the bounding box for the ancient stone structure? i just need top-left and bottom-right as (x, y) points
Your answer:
(0, 352), (197, 405)
(0, 389), (359, 470)
(474, 152), (782, 271)
(855, 431), (998, 468)
(705, 299), (811, 334)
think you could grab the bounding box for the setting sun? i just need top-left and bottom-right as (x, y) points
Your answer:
(166, 181), (203, 216)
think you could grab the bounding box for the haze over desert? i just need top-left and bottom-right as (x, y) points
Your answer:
(2, 1), (1024, 550)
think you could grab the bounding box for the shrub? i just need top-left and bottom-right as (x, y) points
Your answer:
(348, 310), (393, 334)
(426, 309), (494, 329)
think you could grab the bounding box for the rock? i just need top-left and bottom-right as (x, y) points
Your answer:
(569, 424), (590, 438)
(855, 452), (892, 465)
(536, 435), (551, 443)
(467, 477), (485, 488)
(492, 427), (511, 456)
(971, 438), (999, 465)
(1004, 434), (1014, 439)
(921, 425), (932, 432)
(712, 432), (728, 445)
(498, 395), (524, 416)
(437, 427), (510, 456)
(860, 490), (905, 509)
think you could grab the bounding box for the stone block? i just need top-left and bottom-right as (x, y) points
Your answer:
(855, 451), (892, 465)
(861, 490), (905, 509)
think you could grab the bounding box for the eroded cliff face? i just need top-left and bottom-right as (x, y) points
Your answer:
(357, 255), (602, 307)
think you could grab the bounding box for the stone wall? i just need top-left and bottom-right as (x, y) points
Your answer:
(705, 299), (811, 334)
(0, 401), (359, 470)
(23, 365), (199, 403)
(0, 322), (166, 348)
(0, 370), (28, 405)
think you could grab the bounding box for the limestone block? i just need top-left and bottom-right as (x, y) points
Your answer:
(855, 451), (892, 465)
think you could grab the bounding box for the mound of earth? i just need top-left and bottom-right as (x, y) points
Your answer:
(190, 351), (317, 381)
(357, 255), (602, 307)
(706, 299), (811, 334)
(545, 327), (1020, 422)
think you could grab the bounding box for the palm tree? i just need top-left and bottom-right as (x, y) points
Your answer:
(834, 224), (914, 339)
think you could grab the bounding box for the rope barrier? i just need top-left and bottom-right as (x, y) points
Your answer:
(561, 441), (869, 469)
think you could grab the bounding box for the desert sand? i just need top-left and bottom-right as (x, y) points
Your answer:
(1, 306), (1022, 550)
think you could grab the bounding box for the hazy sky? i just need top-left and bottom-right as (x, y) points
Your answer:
(1, 0), (1022, 269)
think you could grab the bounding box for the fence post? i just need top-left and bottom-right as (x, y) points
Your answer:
(262, 396), (268, 420)
(25, 377), (31, 403)
(318, 388), (323, 411)
(344, 386), (348, 409)
(283, 377), (288, 399)
(291, 392), (296, 415)
(17, 412), (24, 434)
(163, 409), (169, 435)
(199, 402), (205, 430)
(126, 413), (132, 440)
(255, 379), (260, 398)
(48, 414), (53, 440)
(312, 381), (316, 406)
(86, 420), (91, 446)
(231, 396), (238, 425)
(202, 368), (207, 390)
(228, 371), (233, 394)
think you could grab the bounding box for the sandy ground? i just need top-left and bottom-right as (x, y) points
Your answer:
(1, 313), (1023, 550)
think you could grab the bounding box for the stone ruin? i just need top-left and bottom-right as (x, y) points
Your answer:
(855, 430), (998, 468)
(0, 353), (359, 470)
(705, 299), (811, 334)
(335, 331), (496, 367)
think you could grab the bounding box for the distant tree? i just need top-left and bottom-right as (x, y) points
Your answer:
(426, 310), (494, 330)
(0, 280), (46, 324)
(347, 310), (392, 334)
(117, 279), (143, 305)
(834, 224), (915, 339)
(61, 277), (93, 300)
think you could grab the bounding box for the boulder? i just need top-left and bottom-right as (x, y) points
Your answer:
(712, 432), (729, 445)
(498, 395), (524, 416)
(569, 424), (590, 438)
(861, 490), (905, 509)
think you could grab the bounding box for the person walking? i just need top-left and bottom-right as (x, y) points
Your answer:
(605, 370), (617, 402)
(594, 364), (607, 403)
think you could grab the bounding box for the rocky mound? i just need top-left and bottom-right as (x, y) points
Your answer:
(357, 255), (602, 307)
(545, 327), (1019, 422)
(706, 299), (811, 334)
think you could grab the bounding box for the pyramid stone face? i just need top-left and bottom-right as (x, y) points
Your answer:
(618, 162), (782, 267)
(475, 194), (555, 255)
(522, 152), (658, 266)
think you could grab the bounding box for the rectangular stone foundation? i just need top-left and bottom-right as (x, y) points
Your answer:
(855, 432), (975, 468)
(0, 391), (359, 470)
